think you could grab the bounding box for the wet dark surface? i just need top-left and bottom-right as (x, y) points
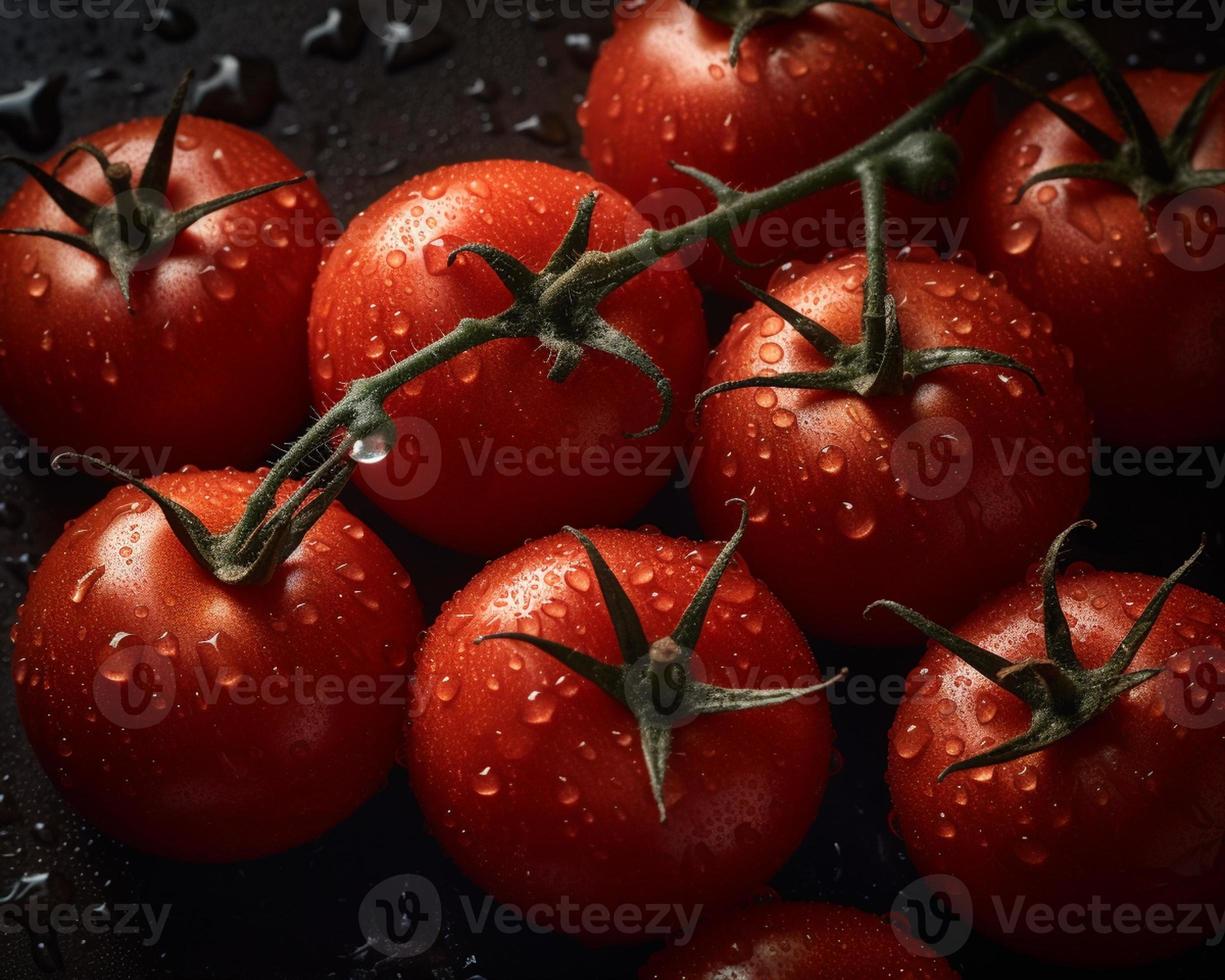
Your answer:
(0, 2), (1223, 978)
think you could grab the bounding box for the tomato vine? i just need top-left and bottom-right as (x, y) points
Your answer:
(49, 13), (1198, 585)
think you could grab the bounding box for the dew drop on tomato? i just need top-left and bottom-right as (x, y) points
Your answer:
(1002, 218), (1041, 255)
(471, 767), (501, 796)
(894, 722), (933, 760)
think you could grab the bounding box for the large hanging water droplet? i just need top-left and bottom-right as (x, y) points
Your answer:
(349, 417), (397, 463)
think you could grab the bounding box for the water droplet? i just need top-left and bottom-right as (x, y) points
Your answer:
(565, 568), (591, 593)
(836, 501), (876, 540)
(975, 695), (998, 724)
(1014, 837), (1049, 865)
(424, 235), (463, 275)
(192, 54), (282, 126)
(336, 562), (366, 582)
(512, 112), (569, 147)
(471, 766), (501, 796)
(1066, 190), (1104, 243)
(1016, 143), (1042, 167)
(201, 265), (237, 302)
(72, 566), (105, 603)
(1003, 218), (1041, 255)
(522, 690), (557, 725)
(894, 722), (932, 759)
(817, 445), (846, 475)
(293, 602), (319, 625)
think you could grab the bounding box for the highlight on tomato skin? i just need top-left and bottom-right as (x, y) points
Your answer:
(0, 107), (334, 472)
(9, 468), (422, 863)
(307, 158), (707, 557)
(407, 525), (835, 942)
(639, 900), (960, 979)
(886, 558), (1225, 967)
(689, 248), (1092, 647)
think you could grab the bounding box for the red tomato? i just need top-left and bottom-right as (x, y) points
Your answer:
(309, 159), (706, 557)
(968, 69), (1225, 446)
(408, 527), (833, 940)
(10, 469), (422, 862)
(0, 114), (331, 469)
(640, 901), (959, 978)
(580, 0), (987, 292)
(887, 563), (1225, 966)
(689, 251), (1091, 647)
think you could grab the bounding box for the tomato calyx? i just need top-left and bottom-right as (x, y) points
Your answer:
(475, 500), (844, 821)
(693, 269), (1042, 412)
(868, 521), (1206, 780)
(446, 191), (675, 437)
(52, 433), (363, 587)
(694, 142), (1041, 413)
(997, 51), (1225, 208)
(0, 71), (306, 312)
(687, 0), (922, 67)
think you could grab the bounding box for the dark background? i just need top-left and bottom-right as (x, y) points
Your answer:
(0, 1), (1223, 977)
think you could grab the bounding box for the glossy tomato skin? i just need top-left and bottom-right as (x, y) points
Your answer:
(640, 901), (959, 979)
(690, 252), (1091, 647)
(0, 115), (331, 471)
(11, 469), (422, 862)
(408, 528), (834, 940)
(968, 69), (1225, 446)
(580, 0), (987, 293)
(309, 159), (706, 556)
(888, 567), (1225, 966)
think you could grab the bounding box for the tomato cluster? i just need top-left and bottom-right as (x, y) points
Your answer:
(3, 3), (1223, 976)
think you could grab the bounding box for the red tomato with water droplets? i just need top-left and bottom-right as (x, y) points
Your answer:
(10, 469), (421, 862)
(309, 159), (706, 556)
(640, 901), (959, 978)
(408, 528), (833, 940)
(969, 69), (1225, 446)
(689, 251), (1091, 647)
(888, 565), (1225, 966)
(580, 0), (988, 292)
(0, 116), (331, 469)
